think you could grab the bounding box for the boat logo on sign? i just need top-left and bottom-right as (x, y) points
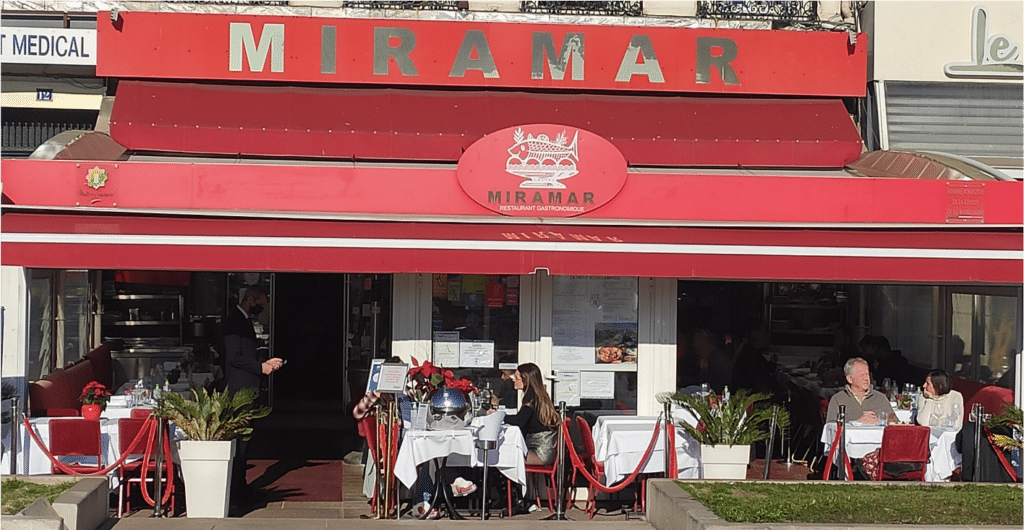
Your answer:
(456, 123), (627, 218)
(506, 127), (579, 189)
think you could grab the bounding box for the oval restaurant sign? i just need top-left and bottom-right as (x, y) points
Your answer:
(457, 124), (627, 217)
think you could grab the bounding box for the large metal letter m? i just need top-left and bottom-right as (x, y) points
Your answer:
(229, 23), (284, 72)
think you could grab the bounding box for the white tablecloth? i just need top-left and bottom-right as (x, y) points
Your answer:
(394, 419), (527, 493)
(592, 415), (700, 485)
(821, 422), (961, 482)
(1, 405), (177, 478)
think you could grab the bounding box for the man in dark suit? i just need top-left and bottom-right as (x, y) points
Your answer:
(223, 283), (283, 504)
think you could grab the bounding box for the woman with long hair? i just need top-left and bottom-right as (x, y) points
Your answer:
(501, 362), (559, 466)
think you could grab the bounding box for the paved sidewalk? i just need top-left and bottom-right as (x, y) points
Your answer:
(111, 502), (653, 530)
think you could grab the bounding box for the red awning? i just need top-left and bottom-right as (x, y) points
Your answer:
(109, 80), (863, 168)
(2, 212), (1019, 284)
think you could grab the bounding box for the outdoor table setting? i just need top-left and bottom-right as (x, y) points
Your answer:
(1, 395), (183, 478)
(592, 411), (701, 485)
(821, 422), (961, 482)
(394, 415), (528, 494)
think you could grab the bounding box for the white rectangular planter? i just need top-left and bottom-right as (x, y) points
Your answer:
(700, 444), (750, 480)
(178, 439), (236, 518)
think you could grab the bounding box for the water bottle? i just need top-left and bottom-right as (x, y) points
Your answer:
(132, 380), (144, 407)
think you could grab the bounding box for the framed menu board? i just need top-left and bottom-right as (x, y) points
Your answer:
(552, 276), (638, 367)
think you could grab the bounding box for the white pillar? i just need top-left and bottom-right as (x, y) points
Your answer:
(1, 266), (27, 379)
(391, 273), (432, 365)
(638, 277), (677, 416)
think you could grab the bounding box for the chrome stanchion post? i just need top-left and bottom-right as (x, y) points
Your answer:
(543, 401), (570, 521)
(151, 416), (165, 517)
(837, 405), (847, 481)
(663, 401), (673, 476)
(782, 388), (794, 466)
(10, 396), (20, 475)
(763, 407), (777, 480)
(973, 403), (984, 482)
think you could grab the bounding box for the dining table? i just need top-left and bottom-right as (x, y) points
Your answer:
(591, 412), (701, 485)
(394, 417), (528, 495)
(821, 422), (961, 482)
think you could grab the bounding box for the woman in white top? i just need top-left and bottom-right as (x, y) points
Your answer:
(916, 369), (965, 428)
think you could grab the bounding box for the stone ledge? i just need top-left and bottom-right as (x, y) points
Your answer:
(8, 496), (66, 530)
(51, 477), (108, 530)
(646, 479), (1023, 530)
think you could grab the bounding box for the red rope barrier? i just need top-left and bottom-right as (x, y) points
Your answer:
(22, 416), (154, 476)
(561, 413), (664, 494)
(822, 422), (854, 481)
(665, 421), (678, 479)
(135, 420), (175, 507)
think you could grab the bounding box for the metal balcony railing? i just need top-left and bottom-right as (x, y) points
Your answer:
(342, 1), (464, 10)
(521, 1), (643, 17)
(697, 1), (818, 23)
(1, 121), (94, 156)
(173, 1), (289, 4)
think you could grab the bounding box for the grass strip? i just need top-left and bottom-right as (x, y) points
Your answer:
(678, 481), (1023, 525)
(2, 478), (79, 515)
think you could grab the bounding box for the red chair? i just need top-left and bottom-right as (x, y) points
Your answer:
(574, 416), (605, 519)
(48, 418), (103, 475)
(876, 425), (930, 481)
(130, 408), (154, 419)
(966, 386), (1014, 419)
(117, 418), (176, 517)
(46, 408), (81, 417)
(524, 419), (569, 513)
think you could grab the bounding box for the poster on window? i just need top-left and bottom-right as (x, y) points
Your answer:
(552, 276), (638, 366)
(595, 322), (638, 364)
(553, 370), (581, 407)
(459, 340), (495, 368)
(433, 331), (460, 368)
(579, 371), (615, 399)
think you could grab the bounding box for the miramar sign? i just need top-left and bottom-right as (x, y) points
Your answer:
(457, 125), (627, 217)
(96, 12), (867, 97)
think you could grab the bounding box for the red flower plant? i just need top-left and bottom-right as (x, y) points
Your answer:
(407, 357), (477, 402)
(80, 381), (112, 409)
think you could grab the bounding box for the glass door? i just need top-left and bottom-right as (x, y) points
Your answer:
(948, 287), (1022, 389)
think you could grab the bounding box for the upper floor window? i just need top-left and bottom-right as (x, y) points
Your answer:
(524, 0), (643, 17)
(172, 0), (289, 5)
(697, 1), (818, 23)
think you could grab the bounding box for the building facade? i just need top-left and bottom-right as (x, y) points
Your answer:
(1, 2), (1020, 426)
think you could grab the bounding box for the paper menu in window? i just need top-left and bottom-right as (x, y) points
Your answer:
(459, 340), (494, 368)
(580, 371), (615, 399)
(554, 370), (581, 407)
(433, 331), (460, 367)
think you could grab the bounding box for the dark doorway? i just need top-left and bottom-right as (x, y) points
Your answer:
(271, 273), (349, 412)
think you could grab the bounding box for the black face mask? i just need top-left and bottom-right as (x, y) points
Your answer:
(248, 303), (265, 316)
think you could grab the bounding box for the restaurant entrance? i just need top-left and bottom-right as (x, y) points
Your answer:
(271, 273), (392, 414)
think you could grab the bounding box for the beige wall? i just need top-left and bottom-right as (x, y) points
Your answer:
(866, 1), (1023, 82)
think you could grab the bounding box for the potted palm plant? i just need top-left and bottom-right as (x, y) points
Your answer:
(659, 389), (789, 480)
(985, 402), (1022, 465)
(153, 387), (271, 517)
